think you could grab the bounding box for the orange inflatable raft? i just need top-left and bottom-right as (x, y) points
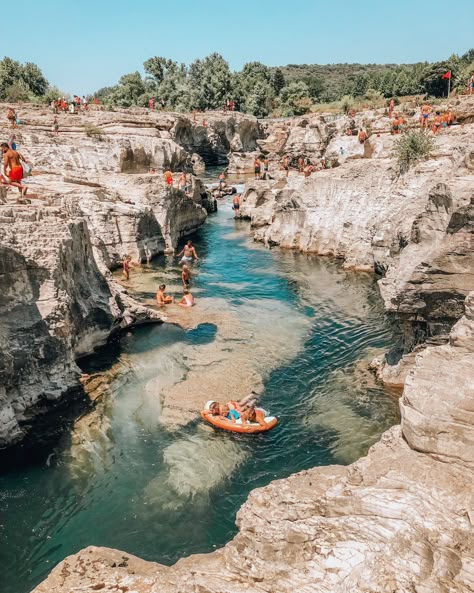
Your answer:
(200, 400), (278, 433)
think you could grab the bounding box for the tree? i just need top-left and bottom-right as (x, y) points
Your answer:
(108, 72), (147, 107)
(272, 68), (285, 95)
(280, 81), (312, 116)
(21, 62), (48, 96)
(188, 53), (232, 110)
(246, 80), (273, 117)
(0, 57), (21, 99)
(302, 76), (325, 100)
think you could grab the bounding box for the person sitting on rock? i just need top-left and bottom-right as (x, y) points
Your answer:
(178, 288), (194, 307)
(358, 129), (367, 143)
(303, 163), (315, 178)
(156, 284), (173, 305)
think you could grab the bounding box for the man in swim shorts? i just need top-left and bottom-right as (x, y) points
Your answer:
(232, 194), (241, 218)
(420, 103), (431, 128)
(177, 240), (199, 265)
(254, 157), (261, 180)
(1, 143), (28, 196)
(282, 155), (289, 177)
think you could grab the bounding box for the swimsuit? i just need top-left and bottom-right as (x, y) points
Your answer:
(226, 409), (239, 421)
(180, 255), (192, 262)
(8, 166), (23, 182)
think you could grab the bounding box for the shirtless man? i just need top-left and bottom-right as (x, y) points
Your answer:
(156, 284), (173, 305)
(263, 158), (269, 178)
(282, 155), (289, 177)
(232, 194), (241, 218)
(297, 156), (304, 172)
(420, 102), (432, 129)
(254, 157), (261, 180)
(178, 172), (188, 194)
(1, 143), (28, 196)
(177, 240), (199, 265)
(122, 255), (135, 280)
(181, 264), (191, 288)
(178, 288), (194, 307)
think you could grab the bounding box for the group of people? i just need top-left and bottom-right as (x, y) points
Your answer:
(51, 96), (90, 114)
(223, 99), (236, 112)
(148, 97), (167, 110)
(418, 103), (455, 133)
(162, 170), (189, 193)
(202, 394), (268, 427)
(122, 240), (199, 308)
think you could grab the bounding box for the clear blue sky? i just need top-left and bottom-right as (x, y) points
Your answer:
(5, 0), (474, 94)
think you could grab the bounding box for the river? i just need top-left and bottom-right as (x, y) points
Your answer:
(0, 179), (400, 593)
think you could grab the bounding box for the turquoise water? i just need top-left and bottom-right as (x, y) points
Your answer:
(0, 190), (399, 593)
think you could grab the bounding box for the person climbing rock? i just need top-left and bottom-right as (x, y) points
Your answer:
(1, 142), (29, 197)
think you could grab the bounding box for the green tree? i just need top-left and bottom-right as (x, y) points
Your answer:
(280, 81), (312, 116)
(246, 80), (273, 117)
(302, 75), (325, 100)
(21, 62), (48, 96)
(188, 53), (232, 110)
(108, 72), (147, 107)
(0, 57), (21, 99)
(272, 68), (285, 95)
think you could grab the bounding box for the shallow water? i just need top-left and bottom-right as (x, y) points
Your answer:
(0, 182), (400, 593)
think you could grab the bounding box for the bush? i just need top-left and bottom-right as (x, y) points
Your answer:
(339, 95), (355, 114)
(393, 130), (434, 174)
(84, 124), (103, 140)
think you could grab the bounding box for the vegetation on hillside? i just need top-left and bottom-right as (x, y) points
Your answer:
(393, 130), (435, 174)
(1, 49), (473, 119)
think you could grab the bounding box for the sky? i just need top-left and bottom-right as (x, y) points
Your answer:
(4, 0), (474, 94)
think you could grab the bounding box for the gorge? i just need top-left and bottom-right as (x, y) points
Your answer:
(0, 97), (473, 593)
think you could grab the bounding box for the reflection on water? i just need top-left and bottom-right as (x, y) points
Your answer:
(0, 190), (400, 593)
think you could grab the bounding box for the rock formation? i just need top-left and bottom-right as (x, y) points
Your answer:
(3, 98), (474, 593)
(0, 104), (260, 451)
(33, 293), (474, 592)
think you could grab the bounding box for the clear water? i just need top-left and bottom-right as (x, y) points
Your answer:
(0, 185), (400, 593)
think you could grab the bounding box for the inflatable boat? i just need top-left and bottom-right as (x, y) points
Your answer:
(200, 400), (278, 433)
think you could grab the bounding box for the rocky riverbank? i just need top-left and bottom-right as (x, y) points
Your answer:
(3, 98), (474, 593)
(0, 105), (259, 451)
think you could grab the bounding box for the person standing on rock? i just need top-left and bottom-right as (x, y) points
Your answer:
(254, 157), (261, 180)
(1, 143), (29, 197)
(164, 169), (173, 190)
(7, 107), (17, 128)
(181, 265), (192, 288)
(178, 172), (188, 194)
(282, 155), (289, 177)
(177, 240), (199, 265)
(419, 102), (432, 128)
(52, 116), (59, 135)
(263, 158), (269, 178)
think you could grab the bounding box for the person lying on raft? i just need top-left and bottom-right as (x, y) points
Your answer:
(156, 284), (173, 305)
(178, 288), (194, 307)
(202, 393), (259, 422)
(240, 405), (267, 427)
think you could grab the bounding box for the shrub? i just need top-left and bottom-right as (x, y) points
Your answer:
(393, 130), (434, 174)
(84, 124), (103, 140)
(339, 95), (355, 114)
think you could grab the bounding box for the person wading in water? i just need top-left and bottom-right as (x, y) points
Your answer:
(232, 194), (241, 218)
(177, 240), (199, 265)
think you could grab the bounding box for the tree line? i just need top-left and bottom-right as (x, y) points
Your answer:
(1, 50), (473, 118)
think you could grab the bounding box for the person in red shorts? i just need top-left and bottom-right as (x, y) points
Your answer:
(1, 143), (29, 196)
